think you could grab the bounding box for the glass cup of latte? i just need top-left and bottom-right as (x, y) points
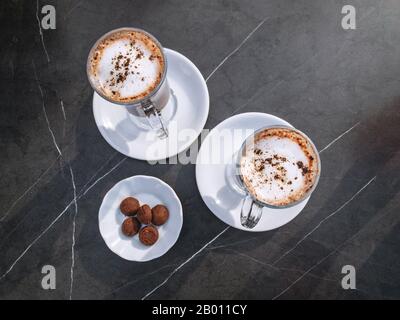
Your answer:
(87, 27), (171, 139)
(236, 126), (321, 228)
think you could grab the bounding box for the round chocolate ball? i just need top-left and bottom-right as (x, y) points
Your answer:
(137, 204), (152, 224)
(151, 204), (169, 226)
(139, 225), (159, 246)
(121, 217), (141, 237)
(120, 197), (140, 216)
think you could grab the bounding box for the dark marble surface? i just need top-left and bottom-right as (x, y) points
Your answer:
(1, 0), (399, 300)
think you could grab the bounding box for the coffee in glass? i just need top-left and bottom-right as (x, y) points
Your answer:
(87, 28), (171, 138)
(237, 126), (321, 228)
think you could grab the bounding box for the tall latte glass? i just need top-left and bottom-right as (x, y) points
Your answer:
(237, 126), (321, 228)
(87, 27), (170, 138)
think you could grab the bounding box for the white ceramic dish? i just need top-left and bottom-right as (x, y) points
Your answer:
(196, 113), (310, 232)
(98, 175), (183, 261)
(93, 48), (209, 161)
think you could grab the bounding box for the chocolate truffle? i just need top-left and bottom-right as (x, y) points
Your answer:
(121, 217), (141, 237)
(136, 204), (152, 224)
(120, 197), (140, 216)
(151, 204), (169, 226)
(139, 225), (159, 246)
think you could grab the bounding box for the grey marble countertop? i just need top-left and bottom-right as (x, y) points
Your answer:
(1, 0), (399, 299)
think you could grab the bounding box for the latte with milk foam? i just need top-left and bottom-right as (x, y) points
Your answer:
(88, 29), (165, 103)
(240, 127), (319, 206)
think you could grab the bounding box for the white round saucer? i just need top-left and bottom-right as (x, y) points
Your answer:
(195, 113), (310, 232)
(98, 175), (183, 261)
(93, 48), (209, 161)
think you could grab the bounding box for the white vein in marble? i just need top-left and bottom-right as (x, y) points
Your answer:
(63, 1), (83, 21)
(0, 200), (74, 280)
(319, 122), (360, 154)
(80, 152), (118, 192)
(0, 156), (127, 280)
(141, 226), (230, 300)
(82, 157), (127, 196)
(36, 0), (50, 63)
(232, 79), (285, 115)
(32, 60), (62, 156)
(0, 155), (61, 222)
(272, 248), (338, 300)
(228, 248), (337, 283)
(105, 264), (178, 298)
(68, 164), (78, 300)
(272, 176), (376, 266)
(207, 236), (258, 251)
(60, 99), (67, 120)
(230, 9), (376, 118)
(272, 228), (364, 300)
(205, 17), (269, 82)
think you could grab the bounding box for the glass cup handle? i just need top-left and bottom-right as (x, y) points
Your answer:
(141, 100), (168, 139)
(240, 195), (263, 228)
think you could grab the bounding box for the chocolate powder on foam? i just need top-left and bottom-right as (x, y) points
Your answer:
(242, 128), (319, 206)
(89, 30), (165, 103)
